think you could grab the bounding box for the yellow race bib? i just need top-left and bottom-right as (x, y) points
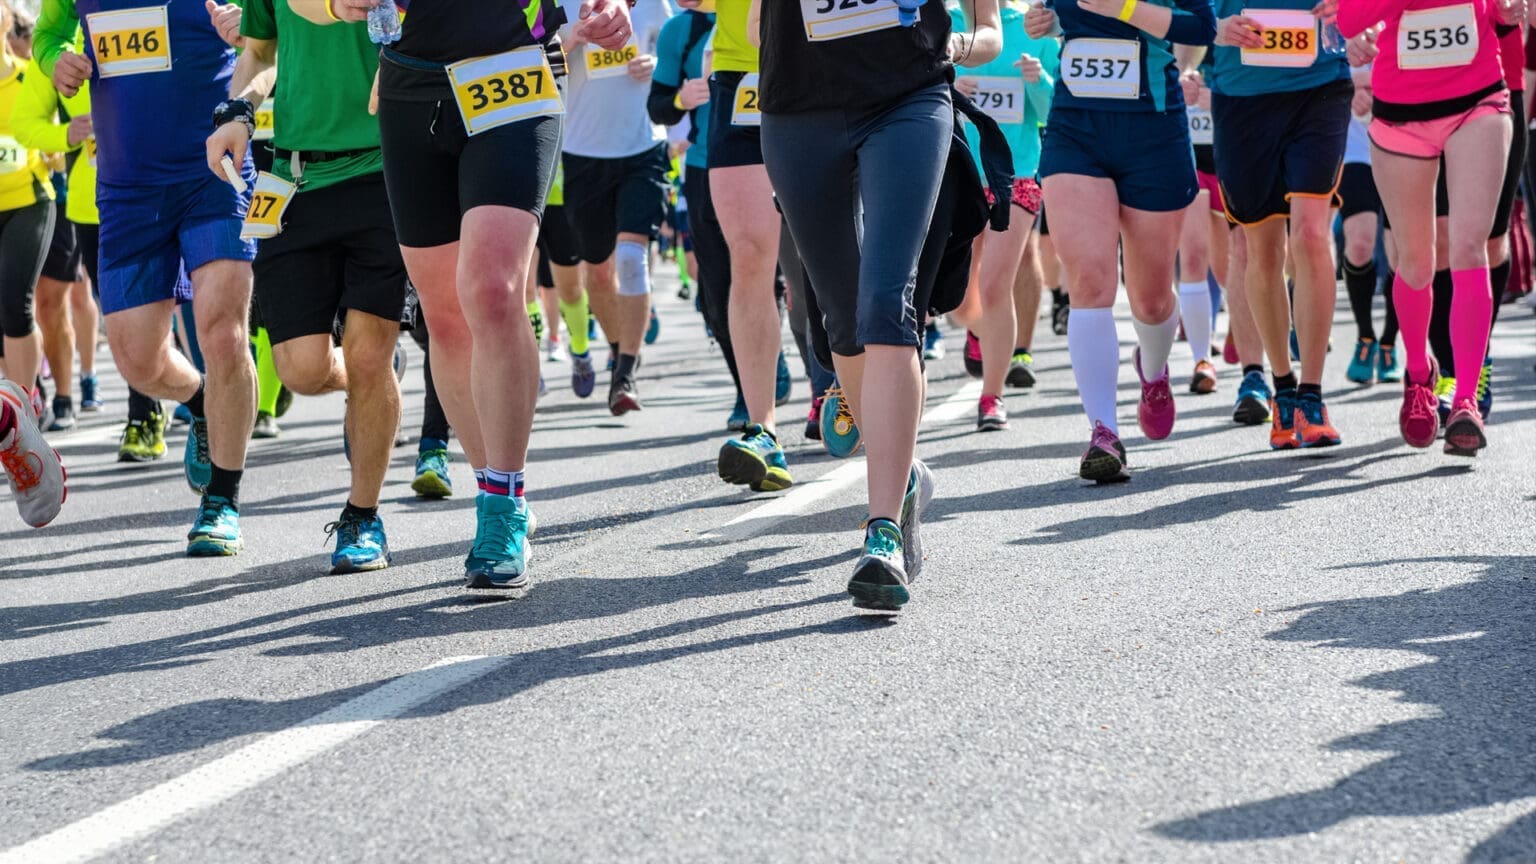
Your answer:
(585, 41), (638, 80)
(1241, 9), (1318, 67)
(254, 99), (276, 143)
(240, 173), (296, 240)
(732, 73), (761, 127)
(446, 46), (563, 136)
(86, 6), (171, 78)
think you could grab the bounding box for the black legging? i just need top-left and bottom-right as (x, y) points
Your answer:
(407, 301), (451, 443)
(0, 196), (56, 342)
(686, 168), (740, 397)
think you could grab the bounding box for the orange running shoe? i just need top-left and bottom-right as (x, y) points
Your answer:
(1268, 388), (1300, 450)
(1295, 391), (1342, 448)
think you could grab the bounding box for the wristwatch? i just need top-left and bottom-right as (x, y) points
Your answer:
(213, 98), (256, 138)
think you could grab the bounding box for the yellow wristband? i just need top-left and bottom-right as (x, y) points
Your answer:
(674, 92), (686, 111)
(325, 0), (340, 21)
(1117, 0), (1137, 22)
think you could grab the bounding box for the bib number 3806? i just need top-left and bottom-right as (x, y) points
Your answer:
(447, 46), (564, 136)
(85, 6), (171, 78)
(1398, 5), (1477, 69)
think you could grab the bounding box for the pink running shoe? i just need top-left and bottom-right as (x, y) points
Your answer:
(1399, 361), (1440, 449)
(1443, 398), (1487, 457)
(1080, 421), (1128, 483)
(963, 331), (983, 379)
(1133, 347), (1176, 441)
(977, 394), (1008, 431)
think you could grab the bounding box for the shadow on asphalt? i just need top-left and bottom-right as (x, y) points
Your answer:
(1152, 554), (1536, 862)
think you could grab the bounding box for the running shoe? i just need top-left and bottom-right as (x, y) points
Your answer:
(1400, 362), (1441, 449)
(726, 393), (749, 431)
(677, 280), (692, 301)
(805, 395), (824, 441)
(252, 411), (280, 440)
(1288, 328), (1300, 362)
(465, 493), (533, 590)
(848, 518), (909, 612)
(922, 322), (945, 361)
(29, 380), (46, 430)
(79, 374), (101, 412)
(820, 386), (861, 459)
(1233, 370), (1272, 426)
(1476, 356), (1493, 420)
(47, 396), (76, 432)
(977, 393), (1008, 431)
(645, 306), (661, 345)
(1294, 392), (1342, 448)
(274, 385), (293, 418)
(1133, 347), (1176, 441)
(392, 341), (407, 382)
(538, 374), (547, 398)
(327, 510), (391, 574)
(718, 423), (793, 492)
(775, 351), (791, 406)
(1006, 350), (1036, 388)
(413, 448), (453, 498)
(1346, 339), (1378, 384)
(570, 351), (596, 399)
(608, 374), (641, 416)
(1051, 290), (1069, 336)
(1222, 332), (1238, 365)
(184, 414), (211, 494)
(0, 379), (66, 528)
(546, 336), (563, 363)
(1269, 387), (1300, 450)
(1443, 398), (1487, 457)
(1376, 343), (1401, 382)
(587, 314), (597, 341)
(118, 410), (168, 463)
(899, 459), (936, 582)
(1079, 421), (1128, 484)
(963, 331), (983, 378)
(1189, 359), (1217, 395)
(187, 494), (242, 557)
(1433, 375), (1455, 427)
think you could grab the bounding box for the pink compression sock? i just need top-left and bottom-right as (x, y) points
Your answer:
(1449, 267), (1493, 406)
(1391, 272), (1434, 383)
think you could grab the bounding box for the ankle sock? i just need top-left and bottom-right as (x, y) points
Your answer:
(1273, 372), (1298, 393)
(1298, 383), (1323, 399)
(343, 501), (378, 520)
(208, 464), (242, 505)
(615, 353), (638, 381)
(420, 436), (447, 454)
(184, 379), (206, 418)
(484, 466), (524, 498)
(473, 468), (487, 493)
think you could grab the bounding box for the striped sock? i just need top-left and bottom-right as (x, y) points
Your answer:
(484, 466), (524, 499)
(473, 468), (487, 493)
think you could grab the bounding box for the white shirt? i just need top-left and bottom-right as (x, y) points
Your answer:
(560, 0), (677, 159)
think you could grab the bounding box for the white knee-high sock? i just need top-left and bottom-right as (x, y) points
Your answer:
(1132, 305), (1180, 380)
(1068, 306), (1120, 434)
(1178, 281), (1213, 365)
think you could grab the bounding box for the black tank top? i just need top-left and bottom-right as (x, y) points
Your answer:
(760, 0), (952, 114)
(394, 0), (566, 64)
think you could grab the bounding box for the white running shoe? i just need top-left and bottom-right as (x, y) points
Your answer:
(0, 378), (66, 527)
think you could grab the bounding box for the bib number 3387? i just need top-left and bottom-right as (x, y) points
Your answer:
(447, 46), (563, 136)
(85, 6), (170, 78)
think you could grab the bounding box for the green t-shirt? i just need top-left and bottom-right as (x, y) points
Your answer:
(241, 0), (382, 192)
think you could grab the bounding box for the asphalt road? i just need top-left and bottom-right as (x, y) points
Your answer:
(2, 272), (1533, 863)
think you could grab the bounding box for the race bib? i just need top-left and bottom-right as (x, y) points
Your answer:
(585, 40), (639, 80)
(85, 137), (97, 169)
(1398, 5), (1477, 69)
(1187, 106), (1214, 145)
(800, 0), (910, 42)
(966, 75), (1025, 124)
(1061, 39), (1140, 100)
(85, 6), (170, 79)
(0, 135), (24, 175)
(240, 172), (295, 240)
(254, 99), (275, 142)
(732, 72), (761, 127)
(446, 46), (563, 136)
(1241, 9), (1318, 67)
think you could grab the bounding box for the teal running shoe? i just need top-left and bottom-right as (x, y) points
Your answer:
(412, 448), (453, 499)
(726, 393), (749, 432)
(820, 385), (861, 458)
(465, 494), (534, 590)
(187, 495), (242, 557)
(327, 510), (391, 574)
(848, 518), (909, 612)
(645, 305), (661, 345)
(1476, 356), (1493, 419)
(1346, 338), (1378, 384)
(899, 460), (936, 582)
(718, 423), (793, 492)
(184, 414), (211, 495)
(1233, 370), (1271, 426)
(775, 351), (791, 406)
(1377, 342), (1402, 382)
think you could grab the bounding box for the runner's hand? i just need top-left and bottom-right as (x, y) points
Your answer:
(628, 53), (656, 83)
(679, 78), (711, 109)
(328, 0), (374, 23)
(1216, 15), (1264, 48)
(575, 0), (632, 51)
(1346, 28), (1378, 66)
(953, 76), (980, 98)
(1198, 85), (1212, 111)
(205, 0), (244, 48)
(1496, 0), (1526, 27)
(1024, 4), (1057, 38)
(66, 114), (93, 147)
(1351, 81), (1372, 116)
(1179, 69), (1202, 106)
(53, 50), (92, 98)
(1075, 0), (1124, 20)
(1017, 52), (1043, 84)
(1310, 0), (1339, 20)
(206, 120), (250, 183)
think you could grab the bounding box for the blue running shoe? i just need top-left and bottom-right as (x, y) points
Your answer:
(775, 351), (791, 406)
(1346, 338), (1377, 384)
(921, 321), (945, 361)
(587, 314), (597, 341)
(848, 518), (909, 612)
(570, 351), (596, 399)
(187, 495), (242, 557)
(726, 393), (749, 431)
(327, 510), (391, 574)
(79, 374), (101, 412)
(412, 446), (453, 499)
(645, 306), (661, 345)
(820, 386), (861, 458)
(1377, 342), (1402, 382)
(465, 494), (533, 590)
(718, 423), (793, 492)
(184, 414), (211, 494)
(1233, 370), (1271, 426)
(1476, 356), (1493, 420)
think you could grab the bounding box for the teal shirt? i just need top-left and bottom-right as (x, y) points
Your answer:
(1209, 0), (1349, 96)
(951, 3), (1059, 178)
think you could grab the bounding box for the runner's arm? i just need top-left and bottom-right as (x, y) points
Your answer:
(648, 15), (688, 125)
(951, 0), (1004, 66)
(1334, 0), (1412, 37)
(227, 37), (278, 104)
(10, 61), (71, 153)
(1024, 38), (1058, 120)
(34, 0), (80, 80)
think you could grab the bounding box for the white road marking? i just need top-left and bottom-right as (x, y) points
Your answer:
(0, 656), (507, 864)
(705, 381), (981, 541)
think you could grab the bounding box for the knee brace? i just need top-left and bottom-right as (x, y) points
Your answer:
(615, 240), (650, 298)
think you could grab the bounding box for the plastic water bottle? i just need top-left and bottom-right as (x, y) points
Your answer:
(368, 0), (402, 45)
(895, 0), (923, 26)
(1319, 18), (1346, 55)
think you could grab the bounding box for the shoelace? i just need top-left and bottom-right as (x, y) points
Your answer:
(0, 439), (40, 490)
(473, 507), (516, 557)
(1477, 365), (1492, 401)
(864, 521), (903, 558)
(191, 418), (211, 465)
(197, 497), (233, 528)
(1407, 385), (1436, 423)
(832, 389), (856, 430)
(323, 512), (370, 547)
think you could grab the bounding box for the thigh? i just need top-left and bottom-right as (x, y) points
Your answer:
(1371, 147), (1441, 280)
(178, 173), (257, 274)
(1042, 174), (1122, 306)
(0, 199), (55, 300)
(337, 177), (409, 326)
(615, 144), (670, 240)
(1444, 109), (1514, 247)
(1491, 95), (1526, 238)
(1214, 93), (1289, 225)
(460, 113), (560, 224)
(538, 203), (582, 267)
(378, 97), (466, 250)
(1120, 205), (1183, 302)
(253, 216), (345, 345)
(562, 153), (621, 263)
(96, 185), (187, 315)
(1279, 82), (1351, 203)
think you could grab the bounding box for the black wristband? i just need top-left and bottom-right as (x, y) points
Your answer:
(213, 98), (256, 137)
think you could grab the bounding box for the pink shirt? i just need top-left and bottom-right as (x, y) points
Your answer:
(1339, 0), (1506, 108)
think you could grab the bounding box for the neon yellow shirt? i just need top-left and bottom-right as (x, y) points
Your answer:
(0, 62), (55, 213)
(709, 0), (757, 73)
(11, 57), (92, 224)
